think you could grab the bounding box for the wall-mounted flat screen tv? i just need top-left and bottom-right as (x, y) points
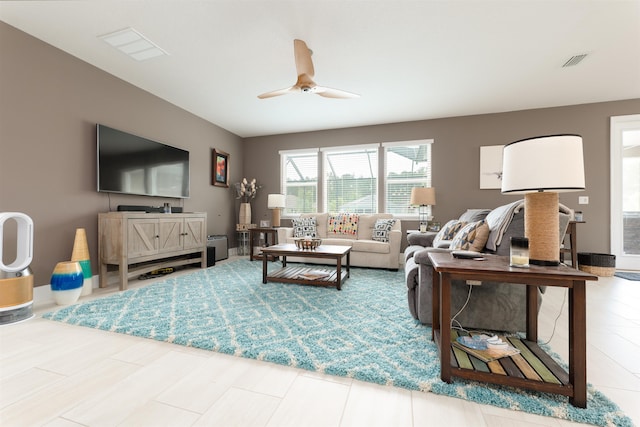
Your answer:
(97, 124), (190, 198)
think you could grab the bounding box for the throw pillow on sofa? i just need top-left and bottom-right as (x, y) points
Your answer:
(432, 219), (466, 248)
(328, 213), (359, 235)
(372, 218), (396, 242)
(450, 220), (490, 251)
(292, 217), (317, 238)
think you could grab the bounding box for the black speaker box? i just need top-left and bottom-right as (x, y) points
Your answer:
(207, 247), (216, 267)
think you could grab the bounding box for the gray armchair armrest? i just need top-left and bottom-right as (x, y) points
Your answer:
(413, 247), (451, 265)
(407, 231), (437, 247)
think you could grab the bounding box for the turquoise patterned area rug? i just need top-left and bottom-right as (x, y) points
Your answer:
(43, 260), (631, 427)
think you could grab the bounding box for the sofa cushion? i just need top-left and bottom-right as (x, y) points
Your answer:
(291, 217), (317, 238)
(450, 220), (490, 251)
(433, 219), (466, 248)
(321, 238), (354, 246)
(353, 239), (390, 254)
(372, 218), (397, 242)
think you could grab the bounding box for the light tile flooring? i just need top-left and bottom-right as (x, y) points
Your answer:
(1, 257), (639, 427)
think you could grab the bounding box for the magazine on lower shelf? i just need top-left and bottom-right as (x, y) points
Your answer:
(298, 270), (330, 280)
(452, 334), (521, 362)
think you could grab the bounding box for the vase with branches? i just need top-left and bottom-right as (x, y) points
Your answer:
(235, 178), (259, 225)
(235, 178), (259, 203)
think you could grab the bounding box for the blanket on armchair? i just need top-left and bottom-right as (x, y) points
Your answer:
(485, 200), (523, 251)
(485, 200), (574, 251)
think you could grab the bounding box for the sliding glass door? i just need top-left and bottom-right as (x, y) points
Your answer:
(610, 115), (640, 270)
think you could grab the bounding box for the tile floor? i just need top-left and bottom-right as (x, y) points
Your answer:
(1, 257), (639, 427)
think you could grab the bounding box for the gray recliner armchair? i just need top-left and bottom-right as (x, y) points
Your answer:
(405, 202), (571, 332)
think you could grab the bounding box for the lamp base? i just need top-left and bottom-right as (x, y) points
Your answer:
(525, 192), (560, 266)
(271, 209), (281, 228)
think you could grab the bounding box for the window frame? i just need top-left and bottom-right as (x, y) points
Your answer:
(320, 143), (379, 214)
(383, 139), (433, 219)
(280, 139), (433, 219)
(279, 148), (320, 216)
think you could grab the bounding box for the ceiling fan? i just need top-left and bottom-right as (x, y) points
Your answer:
(258, 39), (360, 99)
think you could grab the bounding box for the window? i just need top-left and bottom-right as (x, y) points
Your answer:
(280, 139), (432, 217)
(384, 140), (432, 216)
(280, 149), (318, 215)
(322, 145), (378, 213)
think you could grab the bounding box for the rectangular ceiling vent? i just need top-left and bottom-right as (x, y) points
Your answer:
(99, 27), (168, 61)
(562, 54), (588, 68)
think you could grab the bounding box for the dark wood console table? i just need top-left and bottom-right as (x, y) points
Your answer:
(428, 252), (597, 408)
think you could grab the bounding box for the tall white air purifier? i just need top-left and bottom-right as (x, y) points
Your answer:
(0, 212), (35, 325)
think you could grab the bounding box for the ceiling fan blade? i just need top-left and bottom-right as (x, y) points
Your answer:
(257, 86), (298, 99)
(259, 39), (358, 100)
(315, 86), (360, 99)
(294, 39), (314, 79)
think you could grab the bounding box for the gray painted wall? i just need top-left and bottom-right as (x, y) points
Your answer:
(2, 21), (639, 286)
(0, 22), (243, 285)
(245, 100), (640, 254)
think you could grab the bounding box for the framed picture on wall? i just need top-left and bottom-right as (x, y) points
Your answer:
(479, 145), (504, 189)
(212, 149), (229, 187)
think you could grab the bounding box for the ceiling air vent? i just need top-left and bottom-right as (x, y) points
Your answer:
(562, 54), (588, 68)
(99, 27), (168, 61)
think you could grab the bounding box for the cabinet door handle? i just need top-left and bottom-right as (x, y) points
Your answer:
(155, 235), (160, 238)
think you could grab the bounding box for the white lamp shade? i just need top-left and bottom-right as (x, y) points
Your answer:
(267, 194), (286, 209)
(501, 135), (585, 194)
(410, 187), (436, 206)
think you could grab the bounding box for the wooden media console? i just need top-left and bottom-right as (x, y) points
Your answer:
(98, 212), (207, 290)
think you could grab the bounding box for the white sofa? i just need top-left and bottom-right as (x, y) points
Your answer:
(276, 213), (402, 269)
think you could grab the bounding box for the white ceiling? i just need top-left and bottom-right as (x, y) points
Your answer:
(1, 0), (639, 138)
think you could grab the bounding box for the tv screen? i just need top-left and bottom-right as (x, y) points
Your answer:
(97, 124), (190, 198)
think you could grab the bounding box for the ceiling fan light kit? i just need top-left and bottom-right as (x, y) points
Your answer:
(258, 39), (359, 100)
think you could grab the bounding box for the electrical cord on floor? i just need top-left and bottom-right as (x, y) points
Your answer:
(446, 279), (566, 344)
(539, 287), (567, 346)
(450, 284), (473, 334)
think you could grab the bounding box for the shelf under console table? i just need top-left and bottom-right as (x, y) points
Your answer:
(98, 212), (207, 290)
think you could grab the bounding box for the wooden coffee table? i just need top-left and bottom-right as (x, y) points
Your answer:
(260, 243), (351, 290)
(428, 252), (597, 408)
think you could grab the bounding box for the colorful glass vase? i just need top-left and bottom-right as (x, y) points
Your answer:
(50, 261), (83, 305)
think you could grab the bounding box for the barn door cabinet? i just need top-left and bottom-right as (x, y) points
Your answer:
(98, 212), (207, 290)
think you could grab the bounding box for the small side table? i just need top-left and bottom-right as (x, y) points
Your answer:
(428, 252), (597, 408)
(249, 227), (278, 261)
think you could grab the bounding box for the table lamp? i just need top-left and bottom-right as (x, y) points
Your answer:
(267, 194), (286, 227)
(501, 135), (585, 265)
(410, 187), (436, 232)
